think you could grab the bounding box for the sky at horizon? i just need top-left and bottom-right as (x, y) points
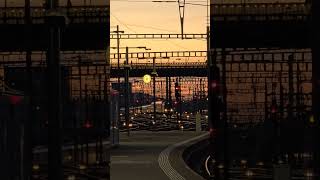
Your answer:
(110, 0), (209, 54)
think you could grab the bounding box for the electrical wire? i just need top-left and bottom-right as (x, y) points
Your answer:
(124, 23), (179, 33)
(111, 13), (138, 33)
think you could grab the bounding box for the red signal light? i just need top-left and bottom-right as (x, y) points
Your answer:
(9, 96), (23, 105)
(211, 80), (218, 89)
(209, 128), (217, 138)
(84, 121), (92, 128)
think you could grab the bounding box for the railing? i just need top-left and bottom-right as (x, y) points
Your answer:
(109, 33), (207, 40)
(0, 5), (109, 24)
(211, 3), (309, 16)
(110, 62), (207, 69)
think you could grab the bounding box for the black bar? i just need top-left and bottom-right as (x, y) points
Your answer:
(312, 0), (320, 169)
(46, 1), (64, 178)
(23, 0), (33, 179)
(125, 47), (130, 136)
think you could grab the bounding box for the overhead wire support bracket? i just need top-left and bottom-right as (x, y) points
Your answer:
(178, 0), (186, 39)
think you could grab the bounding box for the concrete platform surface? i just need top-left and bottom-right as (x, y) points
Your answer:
(110, 130), (207, 180)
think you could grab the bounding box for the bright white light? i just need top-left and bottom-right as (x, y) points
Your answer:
(240, 160), (247, 165)
(79, 164), (87, 170)
(32, 164), (40, 171)
(257, 162), (264, 166)
(67, 175), (76, 180)
(245, 170), (253, 177)
(305, 170), (314, 177)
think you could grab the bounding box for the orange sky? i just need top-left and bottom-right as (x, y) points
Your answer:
(110, 0), (208, 54)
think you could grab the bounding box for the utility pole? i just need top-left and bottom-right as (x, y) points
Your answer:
(46, 0), (65, 179)
(125, 47), (130, 136)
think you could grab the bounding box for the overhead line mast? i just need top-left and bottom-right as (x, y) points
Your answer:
(178, 0), (186, 39)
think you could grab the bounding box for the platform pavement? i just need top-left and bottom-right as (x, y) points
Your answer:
(110, 130), (207, 180)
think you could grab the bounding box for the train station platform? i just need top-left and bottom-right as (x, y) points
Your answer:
(110, 131), (208, 180)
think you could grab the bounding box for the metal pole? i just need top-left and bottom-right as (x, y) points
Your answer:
(78, 57), (82, 99)
(116, 25), (121, 132)
(23, 0), (33, 179)
(169, 77), (172, 108)
(288, 55), (294, 126)
(153, 57), (157, 125)
(125, 47), (130, 136)
(4, 0), (7, 23)
(221, 49), (229, 179)
(207, 26), (213, 129)
(46, 0), (63, 179)
(166, 77), (168, 109)
(311, 0), (320, 169)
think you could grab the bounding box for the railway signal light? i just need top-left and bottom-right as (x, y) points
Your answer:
(271, 99), (278, 114)
(84, 121), (92, 128)
(271, 105), (277, 114)
(211, 80), (218, 89)
(209, 65), (220, 94)
(208, 65), (221, 131)
(175, 82), (181, 101)
(9, 95), (23, 105)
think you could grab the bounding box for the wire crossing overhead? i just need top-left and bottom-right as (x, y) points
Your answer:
(109, 33), (207, 39)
